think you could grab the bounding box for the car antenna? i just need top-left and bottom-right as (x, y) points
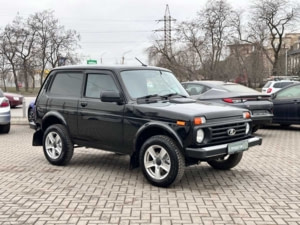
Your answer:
(135, 57), (147, 67)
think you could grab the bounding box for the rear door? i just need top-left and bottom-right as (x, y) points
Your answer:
(77, 70), (125, 151)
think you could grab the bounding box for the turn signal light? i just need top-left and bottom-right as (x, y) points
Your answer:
(176, 121), (186, 126)
(243, 112), (251, 119)
(194, 117), (206, 125)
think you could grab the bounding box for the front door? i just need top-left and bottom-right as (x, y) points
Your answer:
(78, 71), (124, 151)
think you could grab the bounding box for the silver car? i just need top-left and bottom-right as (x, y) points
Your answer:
(0, 88), (11, 133)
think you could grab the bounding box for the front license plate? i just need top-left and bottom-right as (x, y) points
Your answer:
(228, 140), (248, 155)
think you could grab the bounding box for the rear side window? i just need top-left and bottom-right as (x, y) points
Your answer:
(273, 82), (293, 88)
(263, 81), (272, 88)
(85, 74), (118, 98)
(49, 72), (83, 97)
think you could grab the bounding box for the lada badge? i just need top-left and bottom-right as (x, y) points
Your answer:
(227, 128), (236, 136)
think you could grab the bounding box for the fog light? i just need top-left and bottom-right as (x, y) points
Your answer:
(196, 129), (205, 143)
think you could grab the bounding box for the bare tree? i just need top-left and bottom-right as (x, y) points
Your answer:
(235, 0), (300, 77)
(0, 52), (10, 91)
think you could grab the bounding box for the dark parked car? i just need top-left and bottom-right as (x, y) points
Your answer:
(4, 92), (24, 108)
(31, 66), (262, 187)
(0, 88), (11, 133)
(271, 83), (300, 126)
(182, 81), (273, 132)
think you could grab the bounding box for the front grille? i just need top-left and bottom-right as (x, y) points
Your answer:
(209, 122), (246, 144)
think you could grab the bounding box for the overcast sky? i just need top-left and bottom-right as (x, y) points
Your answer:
(0, 0), (251, 66)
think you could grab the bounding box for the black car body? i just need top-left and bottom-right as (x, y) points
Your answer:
(182, 81), (273, 132)
(31, 66), (262, 187)
(271, 83), (300, 126)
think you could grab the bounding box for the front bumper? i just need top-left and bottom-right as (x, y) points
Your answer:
(185, 136), (262, 160)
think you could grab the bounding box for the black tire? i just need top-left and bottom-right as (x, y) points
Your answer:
(252, 125), (259, 133)
(43, 124), (73, 166)
(207, 152), (243, 170)
(139, 135), (185, 187)
(0, 123), (10, 134)
(28, 108), (34, 122)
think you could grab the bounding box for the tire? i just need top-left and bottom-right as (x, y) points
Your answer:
(139, 135), (185, 187)
(43, 124), (74, 166)
(280, 124), (291, 128)
(28, 108), (34, 122)
(207, 152), (243, 170)
(252, 125), (259, 133)
(0, 123), (10, 134)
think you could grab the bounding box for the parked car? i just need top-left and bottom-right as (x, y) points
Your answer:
(28, 100), (35, 122)
(271, 83), (300, 126)
(31, 65), (262, 187)
(4, 92), (24, 108)
(261, 80), (298, 94)
(182, 81), (273, 132)
(0, 88), (11, 134)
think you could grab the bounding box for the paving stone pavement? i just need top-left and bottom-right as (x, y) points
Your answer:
(0, 125), (299, 225)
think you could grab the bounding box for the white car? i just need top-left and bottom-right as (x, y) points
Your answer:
(262, 80), (298, 94)
(0, 88), (11, 134)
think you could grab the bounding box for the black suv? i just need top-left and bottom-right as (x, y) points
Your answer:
(32, 65), (262, 187)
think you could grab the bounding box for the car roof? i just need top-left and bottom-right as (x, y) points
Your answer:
(50, 65), (171, 73)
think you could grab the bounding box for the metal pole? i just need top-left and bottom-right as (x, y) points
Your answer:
(22, 98), (26, 118)
(286, 48), (288, 76)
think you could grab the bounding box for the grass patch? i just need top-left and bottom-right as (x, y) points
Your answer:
(0, 86), (40, 96)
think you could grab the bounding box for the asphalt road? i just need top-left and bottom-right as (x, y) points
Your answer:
(0, 125), (299, 225)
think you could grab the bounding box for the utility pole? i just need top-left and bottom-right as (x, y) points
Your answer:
(155, 4), (176, 56)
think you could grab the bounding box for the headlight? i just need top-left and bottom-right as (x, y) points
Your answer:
(245, 123), (250, 134)
(196, 129), (205, 143)
(13, 97), (19, 101)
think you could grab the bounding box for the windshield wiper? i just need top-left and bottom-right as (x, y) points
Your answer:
(136, 94), (162, 104)
(160, 93), (187, 99)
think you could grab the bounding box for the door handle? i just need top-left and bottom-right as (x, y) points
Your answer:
(80, 102), (88, 107)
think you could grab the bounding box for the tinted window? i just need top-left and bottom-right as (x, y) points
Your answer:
(276, 85), (300, 99)
(85, 74), (118, 98)
(50, 72), (83, 97)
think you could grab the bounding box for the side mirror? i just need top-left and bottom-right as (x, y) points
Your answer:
(101, 91), (123, 104)
(271, 93), (276, 99)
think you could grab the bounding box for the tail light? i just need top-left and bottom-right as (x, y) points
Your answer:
(222, 98), (243, 103)
(0, 99), (9, 107)
(267, 88), (272, 93)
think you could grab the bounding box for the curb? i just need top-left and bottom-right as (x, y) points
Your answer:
(11, 117), (29, 125)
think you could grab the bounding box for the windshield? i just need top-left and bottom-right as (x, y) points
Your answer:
(222, 84), (258, 93)
(120, 70), (189, 99)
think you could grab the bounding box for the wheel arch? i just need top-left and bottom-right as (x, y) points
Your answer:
(130, 122), (183, 169)
(42, 111), (68, 132)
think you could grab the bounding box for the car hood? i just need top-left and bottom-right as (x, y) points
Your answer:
(130, 98), (247, 122)
(194, 91), (270, 100)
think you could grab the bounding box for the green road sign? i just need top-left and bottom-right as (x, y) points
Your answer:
(87, 59), (97, 64)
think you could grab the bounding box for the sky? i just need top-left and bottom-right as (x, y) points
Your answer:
(0, 0), (251, 66)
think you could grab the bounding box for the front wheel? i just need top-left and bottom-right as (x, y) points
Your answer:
(207, 152), (243, 170)
(43, 124), (74, 166)
(140, 135), (185, 187)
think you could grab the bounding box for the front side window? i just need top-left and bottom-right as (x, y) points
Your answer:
(50, 72), (83, 97)
(85, 74), (118, 98)
(120, 70), (188, 99)
(276, 85), (300, 99)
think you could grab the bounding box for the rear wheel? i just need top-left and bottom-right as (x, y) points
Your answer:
(207, 152), (243, 170)
(43, 124), (73, 166)
(140, 135), (185, 187)
(0, 123), (10, 134)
